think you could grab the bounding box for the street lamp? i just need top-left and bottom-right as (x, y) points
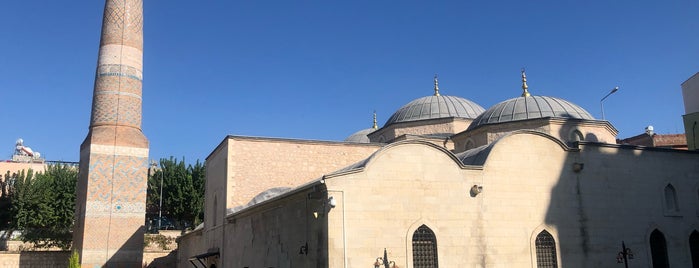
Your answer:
(616, 241), (634, 268)
(158, 164), (164, 231)
(600, 86), (619, 120)
(374, 248), (397, 268)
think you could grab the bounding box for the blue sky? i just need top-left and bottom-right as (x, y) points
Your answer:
(1, 1), (698, 162)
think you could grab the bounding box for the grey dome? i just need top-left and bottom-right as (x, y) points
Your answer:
(385, 95), (485, 126)
(468, 95), (595, 130)
(344, 128), (375, 143)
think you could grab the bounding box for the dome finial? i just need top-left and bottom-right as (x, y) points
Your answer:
(433, 74), (440, 96)
(372, 111), (378, 129)
(521, 68), (531, 97)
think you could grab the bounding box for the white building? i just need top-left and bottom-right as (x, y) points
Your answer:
(177, 72), (699, 268)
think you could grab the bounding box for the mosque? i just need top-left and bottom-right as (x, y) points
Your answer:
(176, 71), (699, 268)
(55, 1), (697, 267)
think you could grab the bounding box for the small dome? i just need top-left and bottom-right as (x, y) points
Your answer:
(468, 95), (595, 130)
(385, 95), (485, 126)
(344, 128), (375, 143)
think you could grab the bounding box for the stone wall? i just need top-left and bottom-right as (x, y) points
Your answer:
(0, 251), (172, 268)
(684, 112), (699, 150)
(222, 189), (327, 267)
(0, 241), (61, 252)
(175, 229), (206, 268)
(0, 162), (45, 178)
(368, 117), (472, 143)
(330, 134), (699, 267)
(144, 231), (179, 251)
(193, 135), (381, 267)
(0, 251), (69, 268)
(325, 141), (484, 267)
(225, 136), (381, 209)
(144, 251), (175, 268)
(682, 72), (699, 114)
(177, 133), (699, 267)
(451, 118), (617, 152)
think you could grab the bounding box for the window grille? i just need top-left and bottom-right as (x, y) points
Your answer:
(412, 225), (438, 268)
(535, 230), (558, 268)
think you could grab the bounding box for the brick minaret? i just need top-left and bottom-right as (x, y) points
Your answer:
(73, 0), (148, 266)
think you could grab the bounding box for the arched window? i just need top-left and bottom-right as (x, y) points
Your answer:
(412, 225), (438, 268)
(650, 229), (669, 268)
(535, 230), (558, 268)
(690, 231), (699, 268)
(664, 184), (679, 212)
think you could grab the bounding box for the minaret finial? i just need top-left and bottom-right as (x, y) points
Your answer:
(521, 68), (531, 97)
(372, 111), (378, 129)
(433, 74), (440, 96)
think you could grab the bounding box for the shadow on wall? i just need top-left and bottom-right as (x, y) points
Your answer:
(583, 133), (599, 143)
(18, 251), (71, 267)
(146, 250), (177, 268)
(12, 228), (156, 267)
(541, 124), (699, 267)
(103, 226), (146, 267)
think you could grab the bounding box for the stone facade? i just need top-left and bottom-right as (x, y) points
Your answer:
(0, 251), (170, 268)
(683, 72), (699, 116)
(682, 72), (699, 150)
(73, 0), (149, 267)
(368, 117), (473, 143)
(684, 112), (699, 150)
(179, 136), (380, 267)
(207, 136), (381, 215)
(0, 251), (70, 268)
(172, 67), (697, 267)
(451, 117), (617, 152)
(0, 162), (45, 178)
(175, 228), (206, 267)
(174, 84), (699, 267)
(222, 189), (326, 267)
(180, 132), (699, 267)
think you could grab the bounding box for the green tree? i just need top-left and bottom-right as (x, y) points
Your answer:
(10, 169), (38, 232)
(26, 164), (77, 249)
(5, 164), (77, 249)
(188, 160), (205, 226)
(148, 157), (205, 231)
(0, 170), (22, 239)
(0, 171), (13, 235)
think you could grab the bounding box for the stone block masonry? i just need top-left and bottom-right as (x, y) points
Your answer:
(72, 0), (149, 267)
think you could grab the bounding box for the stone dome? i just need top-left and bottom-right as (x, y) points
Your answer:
(384, 76), (485, 126)
(385, 95), (485, 126)
(468, 95), (595, 130)
(344, 128), (375, 143)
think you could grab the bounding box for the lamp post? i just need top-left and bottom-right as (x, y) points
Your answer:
(158, 163), (164, 231)
(374, 248), (397, 268)
(600, 86), (619, 120)
(616, 241), (634, 268)
(149, 160), (164, 231)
